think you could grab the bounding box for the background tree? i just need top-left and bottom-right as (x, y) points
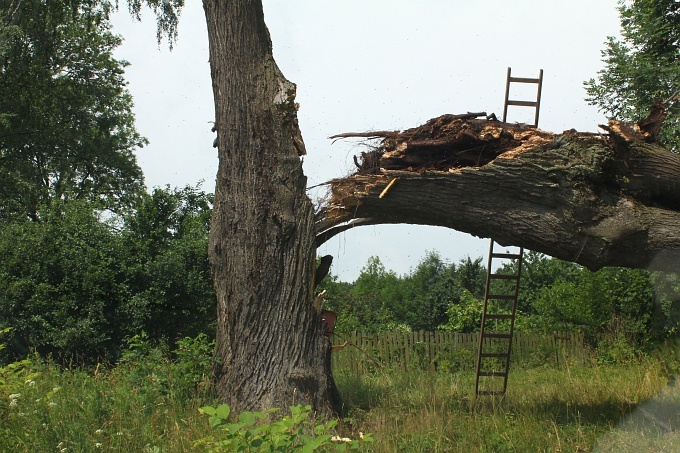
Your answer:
(350, 256), (403, 331)
(0, 1), (146, 221)
(402, 251), (458, 331)
(0, 185), (215, 363)
(584, 0), (680, 150)
(455, 256), (486, 298)
(121, 185), (215, 345)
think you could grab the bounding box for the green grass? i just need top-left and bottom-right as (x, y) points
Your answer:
(1, 352), (678, 452)
(334, 360), (677, 452)
(1, 361), (213, 452)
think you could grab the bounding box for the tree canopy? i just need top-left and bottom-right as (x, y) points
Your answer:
(585, 0), (680, 150)
(0, 1), (146, 221)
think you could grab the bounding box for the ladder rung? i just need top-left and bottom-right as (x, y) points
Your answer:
(506, 100), (537, 107)
(485, 314), (514, 320)
(509, 76), (540, 84)
(487, 294), (516, 300)
(478, 371), (507, 377)
(491, 252), (522, 259)
(490, 273), (519, 280)
(480, 353), (509, 358)
(477, 390), (506, 396)
(482, 333), (512, 339)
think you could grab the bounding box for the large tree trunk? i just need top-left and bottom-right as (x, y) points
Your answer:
(204, 0), (338, 413)
(317, 115), (680, 273)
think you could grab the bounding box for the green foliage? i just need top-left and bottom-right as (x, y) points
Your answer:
(0, 1), (146, 221)
(120, 185), (215, 345)
(329, 253), (487, 334)
(0, 328), (38, 398)
(584, 0), (680, 150)
(126, 0), (185, 47)
(196, 403), (372, 452)
(595, 333), (641, 365)
(114, 331), (215, 402)
(0, 185), (215, 363)
(0, 338), (213, 452)
(439, 289), (482, 333)
(401, 251), (459, 331)
(455, 255), (486, 298)
(533, 270), (612, 332)
(0, 200), (130, 360)
(513, 251), (582, 315)
(326, 257), (403, 332)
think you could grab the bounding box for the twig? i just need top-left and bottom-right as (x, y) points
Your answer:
(329, 131), (399, 142)
(306, 181), (333, 191)
(663, 87), (680, 106)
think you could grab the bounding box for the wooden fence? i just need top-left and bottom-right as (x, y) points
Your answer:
(331, 330), (587, 374)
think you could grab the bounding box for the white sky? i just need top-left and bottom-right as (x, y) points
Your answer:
(110, 1), (622, 282)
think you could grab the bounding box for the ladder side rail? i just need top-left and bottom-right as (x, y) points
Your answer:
(475, 239), (497, 396)
(501, 247), (524, 393)
(534, 70), (544, 127)
(502, 67), (512, 123)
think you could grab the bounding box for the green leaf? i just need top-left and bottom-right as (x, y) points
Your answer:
(215, 404), (231, 420)
(238, 411), (256, 426)
(199, 405), (217, 416)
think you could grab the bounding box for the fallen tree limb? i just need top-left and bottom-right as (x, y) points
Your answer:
(316, 114), (680, 272)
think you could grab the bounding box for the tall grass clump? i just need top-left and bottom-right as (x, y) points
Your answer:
(0, 332), (218, 452)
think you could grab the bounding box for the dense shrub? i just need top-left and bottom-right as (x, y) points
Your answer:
(0, 186), (215, 364)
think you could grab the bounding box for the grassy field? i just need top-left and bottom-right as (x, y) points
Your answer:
(336, 362), (679, 452)
(2, 351), (679, 452)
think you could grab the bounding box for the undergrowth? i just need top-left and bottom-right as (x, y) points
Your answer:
(1, 331), (678, 452)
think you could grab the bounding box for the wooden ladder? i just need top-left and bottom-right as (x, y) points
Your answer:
(502, 67), (544, 128)
(474, 240), (524, 397)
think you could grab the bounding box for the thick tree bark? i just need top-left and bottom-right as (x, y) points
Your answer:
(204, 0), (338, 413)
(318, 115), (680, 273)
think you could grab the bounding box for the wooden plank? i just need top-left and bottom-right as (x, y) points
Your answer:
(508, 76), (541, 84)
(506, 100), (538, 107)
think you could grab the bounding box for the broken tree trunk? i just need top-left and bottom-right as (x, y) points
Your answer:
(316, 114), (680, 272)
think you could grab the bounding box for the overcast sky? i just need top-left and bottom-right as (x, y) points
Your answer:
(110, 1), (622, 282)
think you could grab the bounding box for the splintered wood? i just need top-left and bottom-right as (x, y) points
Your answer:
(335, 114), (555, 175)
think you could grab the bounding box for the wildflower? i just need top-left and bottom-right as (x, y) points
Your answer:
(94, 442), (102, 448)
(331, 435), (352, 443)
(8, 393), (20, 407)
(25, 379), (35, 386)
(95, 429), (103, 434)
(49, 402), (57, 407)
